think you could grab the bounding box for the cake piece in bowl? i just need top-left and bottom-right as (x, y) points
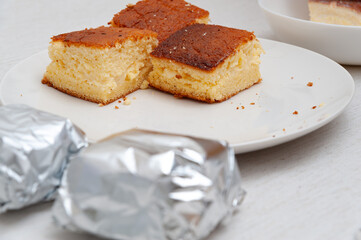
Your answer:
(309, 0), (361, 26)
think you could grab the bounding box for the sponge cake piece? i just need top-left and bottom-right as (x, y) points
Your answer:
(42, 26), (158, 105)
(309, 0), (361, 26)
(148, 24), (263, 103)
(109, 0), (209, 42)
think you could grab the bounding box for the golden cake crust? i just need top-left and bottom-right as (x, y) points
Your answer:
(151, 24), (256, 72)
(309, 0), (361, 12)
(110, 0), (209, 42)
(51, 26), (157, 48)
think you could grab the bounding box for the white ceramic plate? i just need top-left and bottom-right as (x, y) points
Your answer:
(0, 39), (354, 154)
(258, 0), (361, 65)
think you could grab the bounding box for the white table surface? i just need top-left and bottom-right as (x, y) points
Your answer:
(1, 0), (361, 239)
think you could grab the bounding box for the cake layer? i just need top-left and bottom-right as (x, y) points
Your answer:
(148, 24), (263, 103)
(309, 0), (361, 13)
(151, 24), (256, 71)
(110, 0), (209, 42)
(43, 27), (158, 105)
(309, 0), (361, 25)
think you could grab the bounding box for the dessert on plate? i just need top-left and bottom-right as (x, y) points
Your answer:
(148, 24), (264, 103)
(109, 0), (210, 42)
(42, 26), (158, 105)
(308, 0), (361, 26)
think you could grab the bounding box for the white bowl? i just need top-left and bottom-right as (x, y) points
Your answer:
(258, 0), (361, 65)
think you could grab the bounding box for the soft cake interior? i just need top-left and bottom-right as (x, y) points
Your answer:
(43, 36), (157, 105)
(309, 1), (361, 26)
(148, 39), (263, 103)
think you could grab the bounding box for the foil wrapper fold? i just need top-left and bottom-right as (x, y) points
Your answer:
(0, 104), (87, 213)
(53, 129), (245, 240)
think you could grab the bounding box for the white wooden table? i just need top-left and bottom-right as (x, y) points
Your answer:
(1, 0), (361, 239)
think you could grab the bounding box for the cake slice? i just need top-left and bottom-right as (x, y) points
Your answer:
(309, 0), (361, 26)
(42, 26), (158, 105)
(148, 24), (263, 103)
(109, 0), (209, 42)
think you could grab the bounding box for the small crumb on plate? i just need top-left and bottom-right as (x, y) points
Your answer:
(123, 99), (131, 105)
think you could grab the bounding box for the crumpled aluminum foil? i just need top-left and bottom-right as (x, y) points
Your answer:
(0, 104), (87, 213)
(53, 129), (245, 240)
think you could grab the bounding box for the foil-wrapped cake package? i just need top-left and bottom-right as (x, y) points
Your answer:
(0, 104), (87, 213)
(53, 129), (245, 240)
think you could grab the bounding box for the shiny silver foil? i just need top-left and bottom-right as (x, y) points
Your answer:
(0, 104), (87, 213)
(53, 129), (245, 240)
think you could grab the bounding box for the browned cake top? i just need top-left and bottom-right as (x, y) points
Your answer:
(110, 0), (209, 42)
(151, 24), (256, 71)
(51, 26), (157, 48)
(309, 0), (361, 12)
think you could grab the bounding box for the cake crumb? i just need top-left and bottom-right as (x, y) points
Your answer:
(20, 94), (23, 96)
(312, 106), (317, 109)
(283, 128), (286, 132)
(133, 97), (136, 100)
(250, 102), (255, 105)
(140, 80), (149, 89)
(293, 111), (299, 115)
(115, 106), (119, 109)
(98, 103), (104, 107)
(241, 106), (245, 109)
(236, 107), (239, 110)
(291, 76), (294, 80)
(123, 98), (131, 105)
(118, 100), (122, 103)
(307, 82), (313, 87)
